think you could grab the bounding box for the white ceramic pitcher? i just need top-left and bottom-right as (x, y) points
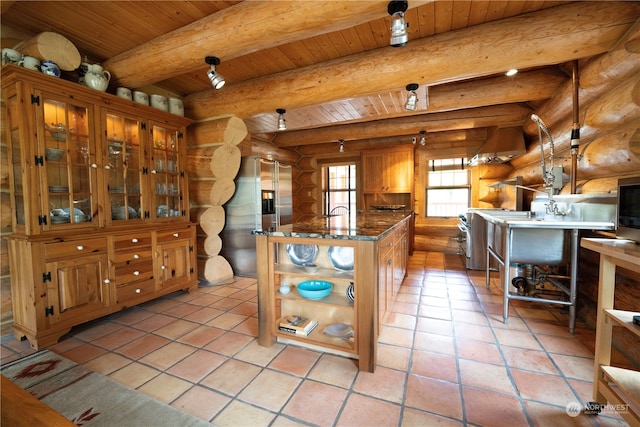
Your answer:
(84, 64), (111, 92)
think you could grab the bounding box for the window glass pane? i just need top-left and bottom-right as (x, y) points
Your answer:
(427, 188), (469, 217)
(426, 158), (469, 217)
(322, 163), (356, 215)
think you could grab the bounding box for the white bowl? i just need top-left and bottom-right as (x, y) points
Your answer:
(303, 263), (318, 273)
(46, 148), (65, 161)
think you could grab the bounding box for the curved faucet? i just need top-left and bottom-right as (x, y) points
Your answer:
(530, 114), (565, 216)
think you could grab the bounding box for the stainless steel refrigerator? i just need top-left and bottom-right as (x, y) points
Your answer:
(221, 156), (292, 277)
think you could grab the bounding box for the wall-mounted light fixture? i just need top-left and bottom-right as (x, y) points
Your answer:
(276, 108), (286, 131)
(205, 56), (225, 89)
(388, 1), (409, 47)
(405, 83), (419, 110)
(338, 139), (345, 153)
(419, 130), (426, 146)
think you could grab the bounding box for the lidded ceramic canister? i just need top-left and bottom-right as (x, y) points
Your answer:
(168, 97), (184, 116)
(150, 94), (168, 111)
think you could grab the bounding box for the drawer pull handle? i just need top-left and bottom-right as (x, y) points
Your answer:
(172, 233), (179, 238)
(133, 254), (140, 260)
(131, 238), (139, 243)
(133, 271), (140, 276)
(104, 279), (111, 284)
(161, 265), (166, 270)
(76, 245), (84, 251)
(135, 288), (141, 294)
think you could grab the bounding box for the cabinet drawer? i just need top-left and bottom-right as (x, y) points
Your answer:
(112, 247), (153, 264)
(115, 262), (154, 284)
(45, 238), (107, 260)
(113, 234), (153, 250)
(157, 228), (192, 243)
(116, 279), (156, 304)
(379, 233), (394, 250)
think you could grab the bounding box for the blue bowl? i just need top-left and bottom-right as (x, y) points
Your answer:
(297, 280), (333, 300)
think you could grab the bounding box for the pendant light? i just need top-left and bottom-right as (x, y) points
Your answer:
(276, 108), (286, 131)
(405, 83), (419, 110)
(338, 139), (345, 153)
(205, 56), (225, 89)
(388, 1), (409, 47)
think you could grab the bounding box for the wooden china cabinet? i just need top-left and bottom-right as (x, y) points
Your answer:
(1, 65), (197, 350)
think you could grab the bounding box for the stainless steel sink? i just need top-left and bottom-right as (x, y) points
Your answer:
(487, 219), (567, 265)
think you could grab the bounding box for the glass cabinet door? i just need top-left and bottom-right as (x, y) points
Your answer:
(104, 112), (142, 223)
(4, 91), (27, 230)
(151, 124), (184, 220)
(40, 95), (96, 228)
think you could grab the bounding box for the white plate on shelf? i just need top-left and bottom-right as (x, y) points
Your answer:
(286, 244), (318, 266)
(328, 246), (354, 271)
(323, 323), (354, 339)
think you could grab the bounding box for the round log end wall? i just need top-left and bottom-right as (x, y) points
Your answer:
(187, 115), (247, 285)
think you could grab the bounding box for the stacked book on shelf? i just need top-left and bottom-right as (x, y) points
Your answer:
(278, 315), (318, 336)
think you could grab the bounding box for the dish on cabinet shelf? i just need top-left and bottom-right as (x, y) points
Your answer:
(50, 216), (71, 224)
(286, 244), (318, 265)
(297, 280), (333, 300)
(45, 123), (71, 141)
(328, 246), (354, 271)
(346, 282), (355, 303)
(323, 323), (354, 339)
(45, 148), (65, 161)
(49, 185), (69, 193)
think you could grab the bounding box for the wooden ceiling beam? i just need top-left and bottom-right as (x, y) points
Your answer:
(102, 1), (432, 88)
(274, 104), (532, 147)
(184, 2), (639, 121)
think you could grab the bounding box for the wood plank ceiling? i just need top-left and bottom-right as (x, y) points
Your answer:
(2, 1), (637, 155)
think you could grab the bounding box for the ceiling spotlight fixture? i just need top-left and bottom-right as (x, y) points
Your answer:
(405, 83), (419, 110)
(205, 56), (225, 89)
(506, 68), (518, 77)
(419, 130), (426, 146)
(338, 139), (345, 153)
(276, 108), (287, 131)
(388, 1), (409, 47)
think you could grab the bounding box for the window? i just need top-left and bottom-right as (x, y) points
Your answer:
(426, 158), (469, 217)
(321, 163), (356, 216)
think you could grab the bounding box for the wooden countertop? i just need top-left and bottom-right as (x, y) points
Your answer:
(253, 211), (412, 241)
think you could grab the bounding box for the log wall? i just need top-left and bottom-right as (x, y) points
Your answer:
(187, 115), (246, 285)
(506, 28), (640, 366)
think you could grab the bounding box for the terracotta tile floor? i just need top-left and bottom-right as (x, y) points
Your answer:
(1, 252), (634, 426)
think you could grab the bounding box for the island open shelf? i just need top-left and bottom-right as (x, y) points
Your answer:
(255, 212), (410, 372)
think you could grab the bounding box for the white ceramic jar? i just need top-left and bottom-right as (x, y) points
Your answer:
(150, 94), (168, 111)
(116, 87), (132, 100)
(168, 97), (184, 116)
(133, 91), (149, 105)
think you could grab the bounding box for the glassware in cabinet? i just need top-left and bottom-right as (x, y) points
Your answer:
(104, 112), (143, 223)
(5, 90), (26, 229)
(41, 96), (97, 228)
(150, 123), (184, 220)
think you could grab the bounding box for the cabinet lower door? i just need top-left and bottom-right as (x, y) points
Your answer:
(46, 254), (111, 324)
(157, 240), (193, 289)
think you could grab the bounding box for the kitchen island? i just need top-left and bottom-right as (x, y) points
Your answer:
(254, 211), (411, 372)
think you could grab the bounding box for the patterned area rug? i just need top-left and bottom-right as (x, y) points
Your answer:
(1, 351), (210, 426)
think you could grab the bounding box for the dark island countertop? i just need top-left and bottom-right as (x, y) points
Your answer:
(253, 211), (412, 241)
